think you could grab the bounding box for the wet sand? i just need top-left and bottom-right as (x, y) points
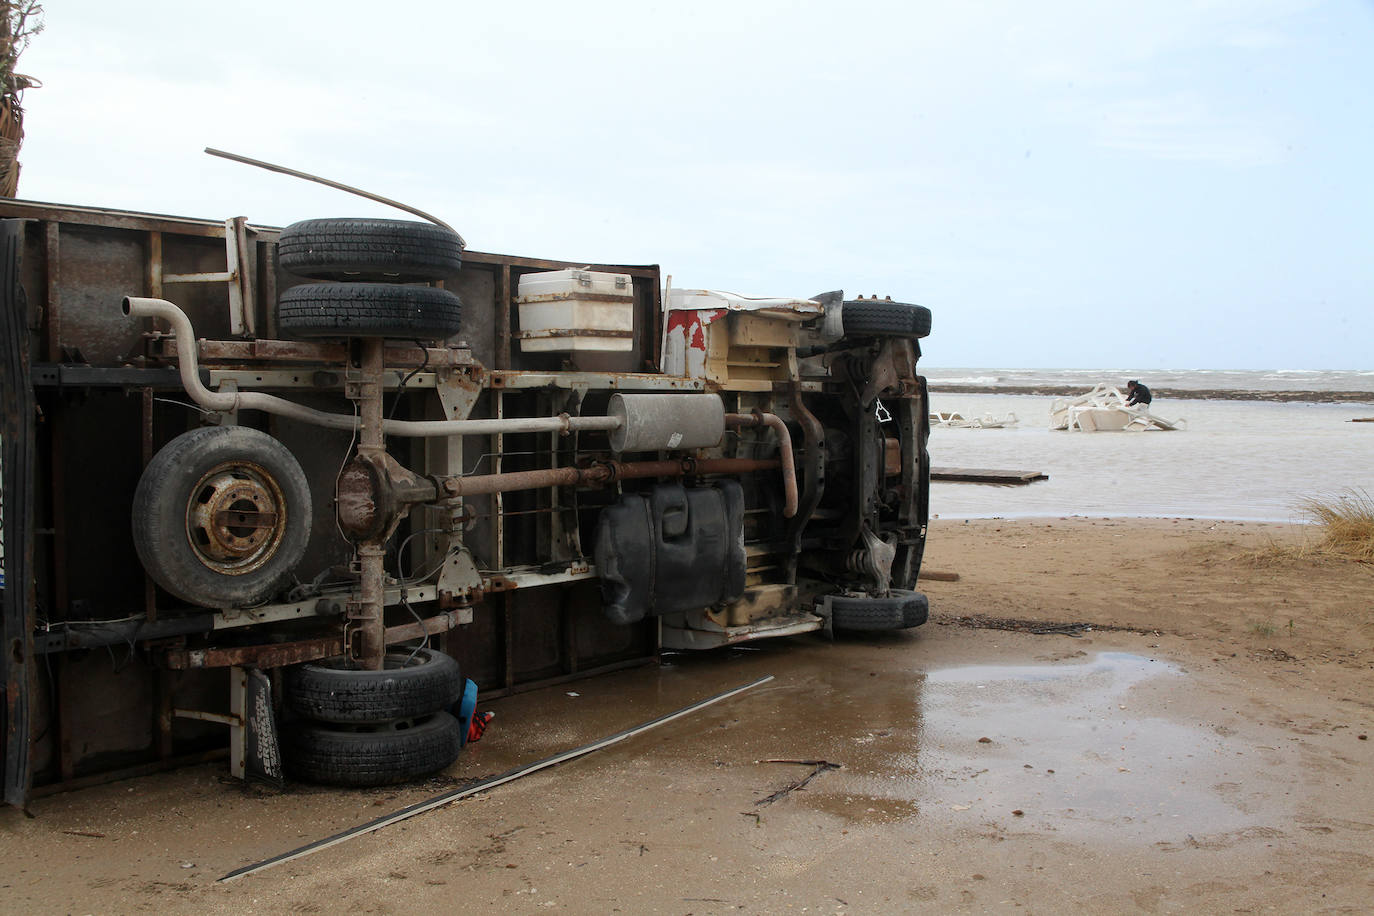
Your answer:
(1, 518), (1371, 913)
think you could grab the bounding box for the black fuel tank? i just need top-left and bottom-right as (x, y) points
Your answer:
(594, 481), (746, 625)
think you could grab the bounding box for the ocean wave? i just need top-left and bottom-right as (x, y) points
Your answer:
(927, 375), (1005, 386)
(921, 367), (1374, 394)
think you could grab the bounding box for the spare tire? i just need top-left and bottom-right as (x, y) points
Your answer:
(285, 713), (463, 787)
(132, 426), (312, 608)
(285, 649), (464, 725)
(277, 218), (464, 282)
(278, 282), (463, 340)
(841, 300), (932, 339)
(828, 588), (929, 631)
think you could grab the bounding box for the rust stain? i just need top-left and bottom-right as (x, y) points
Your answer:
(336, 460), (378, 538)
(884, 438), (902, 477)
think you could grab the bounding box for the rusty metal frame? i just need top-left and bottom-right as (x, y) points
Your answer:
(1, 219), (35, 805)
(0, 199), (663, 270)
(496, 264), (511, 370)
(162, 611), (463, 670)
(463, 249), (658, 278)
(0, 198), (259, 239)
(182, 338), (475, 369)
(27, 748), (229, 799)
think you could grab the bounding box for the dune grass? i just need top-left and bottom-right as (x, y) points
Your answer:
(1233, 490), (1374, 567)
(1300, 489), (1374, 562)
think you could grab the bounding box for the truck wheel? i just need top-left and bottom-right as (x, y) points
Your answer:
(841, 300), (932, 339)
(828, 588), (929, 631)
(285, 649), (464, 725)
(285, 712), (464, 787)
(901, 591), (930, 627)
(277, 218), (464, 282)
(132, 426), (312, 608)
(278, 282), (464, 340)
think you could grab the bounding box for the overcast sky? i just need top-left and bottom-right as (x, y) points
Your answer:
(14, 0), (1373, 370)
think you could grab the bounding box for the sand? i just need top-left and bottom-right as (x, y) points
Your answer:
(0, 518), (1371, 913)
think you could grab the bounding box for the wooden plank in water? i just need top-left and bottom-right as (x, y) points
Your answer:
(931, 466), (1048, 485)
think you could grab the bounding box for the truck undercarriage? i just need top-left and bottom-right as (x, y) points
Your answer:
(0, 200), (931, 800)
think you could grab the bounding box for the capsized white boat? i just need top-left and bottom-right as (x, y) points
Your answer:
(1049, 384), (1184, 431)
(930, 410), (1018, 429)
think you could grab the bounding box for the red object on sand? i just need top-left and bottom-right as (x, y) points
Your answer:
(467, 711), (494, 743)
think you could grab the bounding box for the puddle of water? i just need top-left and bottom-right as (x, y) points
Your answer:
(482, 643), (1281, 843)
(913, 652), (1259, 842)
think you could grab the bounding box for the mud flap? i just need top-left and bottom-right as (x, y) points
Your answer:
(244, 668), (284, 787)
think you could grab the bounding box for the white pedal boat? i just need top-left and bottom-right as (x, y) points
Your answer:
(930, 411), (1018, 429)
(1049, 384), (1183, 431)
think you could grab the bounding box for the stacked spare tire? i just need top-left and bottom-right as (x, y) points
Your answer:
(283, 649), (466, 786)
(275, 218), (467, 785)
(275, 217), (466, 340)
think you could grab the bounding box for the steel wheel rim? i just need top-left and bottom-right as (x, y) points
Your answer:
(184, 459), (288, 576)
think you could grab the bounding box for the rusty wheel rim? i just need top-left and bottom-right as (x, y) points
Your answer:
(184, 460), (288, 577)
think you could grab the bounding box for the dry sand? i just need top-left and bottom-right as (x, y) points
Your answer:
(1, 518), (1371, 913)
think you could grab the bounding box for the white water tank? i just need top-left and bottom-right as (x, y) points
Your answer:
(515, 269), (635, 352)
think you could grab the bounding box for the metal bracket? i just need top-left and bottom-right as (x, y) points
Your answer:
(213, 376), (238, 426)
(437, 547), (483, 607)
(170, 666), (280, 783)
(161, 217), (256, 338)
(857, 337), (919, 409)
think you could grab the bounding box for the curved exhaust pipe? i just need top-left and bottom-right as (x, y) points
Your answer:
(725, 411), (798, 518)
(123, 297), (621, 438)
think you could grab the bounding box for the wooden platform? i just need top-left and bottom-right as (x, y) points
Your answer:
(931, 466), (1048, 485)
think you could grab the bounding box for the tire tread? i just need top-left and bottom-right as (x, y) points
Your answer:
(277, 282), (463, 340)
(841, 300), (933, 339)
(285, 650), (464, 724)
(285, 713), (463, 786)
(829, 588), (929, 631)
(278, 218), (464, 281)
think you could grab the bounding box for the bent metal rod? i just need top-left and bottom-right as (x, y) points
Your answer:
(219, 675), (774, 881)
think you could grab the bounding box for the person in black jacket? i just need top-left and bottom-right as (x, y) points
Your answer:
(1125, 380), (1152, 407)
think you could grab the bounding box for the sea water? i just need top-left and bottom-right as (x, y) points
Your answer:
(923, 370), (1374, 521)
(922, 367), (1374, 394)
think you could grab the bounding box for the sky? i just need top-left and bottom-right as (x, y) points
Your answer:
(12, 0), (1374, 370)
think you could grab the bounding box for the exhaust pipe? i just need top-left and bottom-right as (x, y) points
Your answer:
(123, 297), (621, 438)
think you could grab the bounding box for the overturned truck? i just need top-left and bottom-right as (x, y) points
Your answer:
(0, 199), (931, 801)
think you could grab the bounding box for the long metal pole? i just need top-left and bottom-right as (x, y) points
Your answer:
(203, 148), (464, 245)
(219, 675), (774, 881)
